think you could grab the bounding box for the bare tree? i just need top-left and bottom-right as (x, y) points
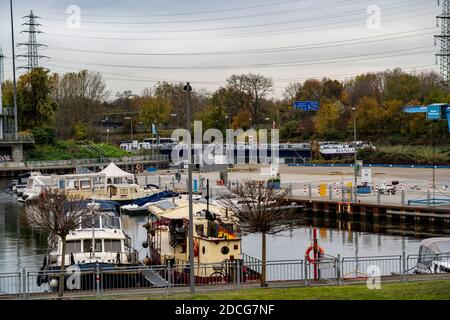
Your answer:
(218, 181), (298, 287)
(23, 189), (90, 297)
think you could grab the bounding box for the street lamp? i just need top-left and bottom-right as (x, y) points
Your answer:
(352, 107), (358, 196)
(183, 82), (195, 294)
(124, 116), (134, 173)
(171, 113), (178, 129)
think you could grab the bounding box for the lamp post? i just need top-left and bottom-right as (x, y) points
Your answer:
(106, 129), (110, 145)
(352, 107), (358, 198)
(225, 114), (231, 129)
(183, 82), (195, 294)
(125, 116), (134, 173)
(171, 113), (178, 129)
(10, 0), (18, 139)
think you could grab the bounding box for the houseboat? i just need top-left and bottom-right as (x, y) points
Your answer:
(143, 197), (259, 284)
(54, 163), (162, 205)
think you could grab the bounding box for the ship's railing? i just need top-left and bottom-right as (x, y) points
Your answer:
(3, 254), (450, 298)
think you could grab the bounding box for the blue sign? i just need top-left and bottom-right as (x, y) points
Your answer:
(293, 101), (320, 111)
(427, 105), (442, 121)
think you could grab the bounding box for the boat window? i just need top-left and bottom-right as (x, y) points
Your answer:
(83, 239), (102, 253)
(120, 189), (128, 196)
(104, 240), (122, 252)
(195, 224), (205, 237)
(102, 215), (121, 229)
(436, 241), (450, 253)
(66, 240), (82, 253)
(81, 216), (101, 229)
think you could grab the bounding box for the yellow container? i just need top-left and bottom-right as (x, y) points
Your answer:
(319, 184), (327, 197)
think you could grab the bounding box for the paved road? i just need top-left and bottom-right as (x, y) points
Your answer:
(137, 165), (450, 208)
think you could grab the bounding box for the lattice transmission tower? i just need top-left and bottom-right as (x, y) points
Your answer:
(17, 10), (47, 71)
(436, 0), (450, 87)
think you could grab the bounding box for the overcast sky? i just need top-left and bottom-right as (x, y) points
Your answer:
(0, 0), (442, 98)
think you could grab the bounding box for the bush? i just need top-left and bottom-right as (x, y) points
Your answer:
(32, 127), (55, 144)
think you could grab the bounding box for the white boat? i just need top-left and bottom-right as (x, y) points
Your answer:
(416, 238), (450, 274)
(19, 175), (57, 202)
(36, 201), (146, 290)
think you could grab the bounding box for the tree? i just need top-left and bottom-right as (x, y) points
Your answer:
(282, 82), (302, 104)
(23, 190), (89, 297)
(298, 79), (322, 101)
(51, 70), (110, 139)
(139, 96), (172, 127)
(196, 105), (228, 132)
(231, 110), (252, 130)
(226, 74), (273, 124)
(18, 68), (57, 130)
(315, 101), (343, 140)
(321, 78), (343, 101)
(218, 181), (297, 287)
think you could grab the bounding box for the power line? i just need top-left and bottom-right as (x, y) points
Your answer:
(49, 46), (435, 71)
(42, 0), (365, 25)
(41, 0), (302, 18)
(40, 6), (436, 42)
(45, 28), (435, 57)
(41, 0), (429, 35)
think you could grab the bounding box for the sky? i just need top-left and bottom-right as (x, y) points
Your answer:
(0, 0), (443, 99)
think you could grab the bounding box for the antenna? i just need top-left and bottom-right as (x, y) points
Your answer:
(17, 10), (47, 71)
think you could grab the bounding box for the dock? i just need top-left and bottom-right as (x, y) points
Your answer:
(290, 197), (450, 226)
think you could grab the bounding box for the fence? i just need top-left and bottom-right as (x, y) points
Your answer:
(2, 253), (450, 299)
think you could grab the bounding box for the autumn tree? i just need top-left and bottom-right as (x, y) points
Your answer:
(18, 68), (57, 130)
(139, 96), (172, 128)
(218, 181), (298, 287)
(315, 101), (343, 140)
(51, 70), (110, 139)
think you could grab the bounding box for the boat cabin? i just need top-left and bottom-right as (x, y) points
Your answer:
(416, 238), (450, 274)
(146, 199), (242, 268)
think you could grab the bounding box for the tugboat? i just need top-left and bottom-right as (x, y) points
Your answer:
(143, 197), (260, 284)
(37, 200), (150, 291)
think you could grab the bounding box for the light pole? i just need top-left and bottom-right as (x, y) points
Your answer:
(352, 107), (358, 196)
(225, 114), (231, 129)
(183, 82), (195, 294)
(171, 113), (178, 129)
(10, 0), (18, 139)
(106, 129), (110, 145)
(125, 116), (134, 173)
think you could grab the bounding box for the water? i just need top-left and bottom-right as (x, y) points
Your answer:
(0, 178), (436, 273)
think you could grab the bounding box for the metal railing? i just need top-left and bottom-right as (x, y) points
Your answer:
(2, 253), (450, 298)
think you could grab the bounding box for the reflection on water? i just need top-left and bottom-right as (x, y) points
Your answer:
(0, 177), (446, 272)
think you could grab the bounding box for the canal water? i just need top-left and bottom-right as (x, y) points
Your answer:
(0, 179), (437, 274)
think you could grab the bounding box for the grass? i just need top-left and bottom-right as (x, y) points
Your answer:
(84, 281), (450, 300)
(26, 140), (130, 161)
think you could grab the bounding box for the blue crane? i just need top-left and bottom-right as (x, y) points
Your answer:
(403, 103), (450, 132)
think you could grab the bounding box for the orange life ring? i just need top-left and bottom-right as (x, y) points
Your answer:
(193, 239), (200, 257)
(305, 245), (325, 264)
(135, 163), (143, 172)
(216, 179), (224, 186)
